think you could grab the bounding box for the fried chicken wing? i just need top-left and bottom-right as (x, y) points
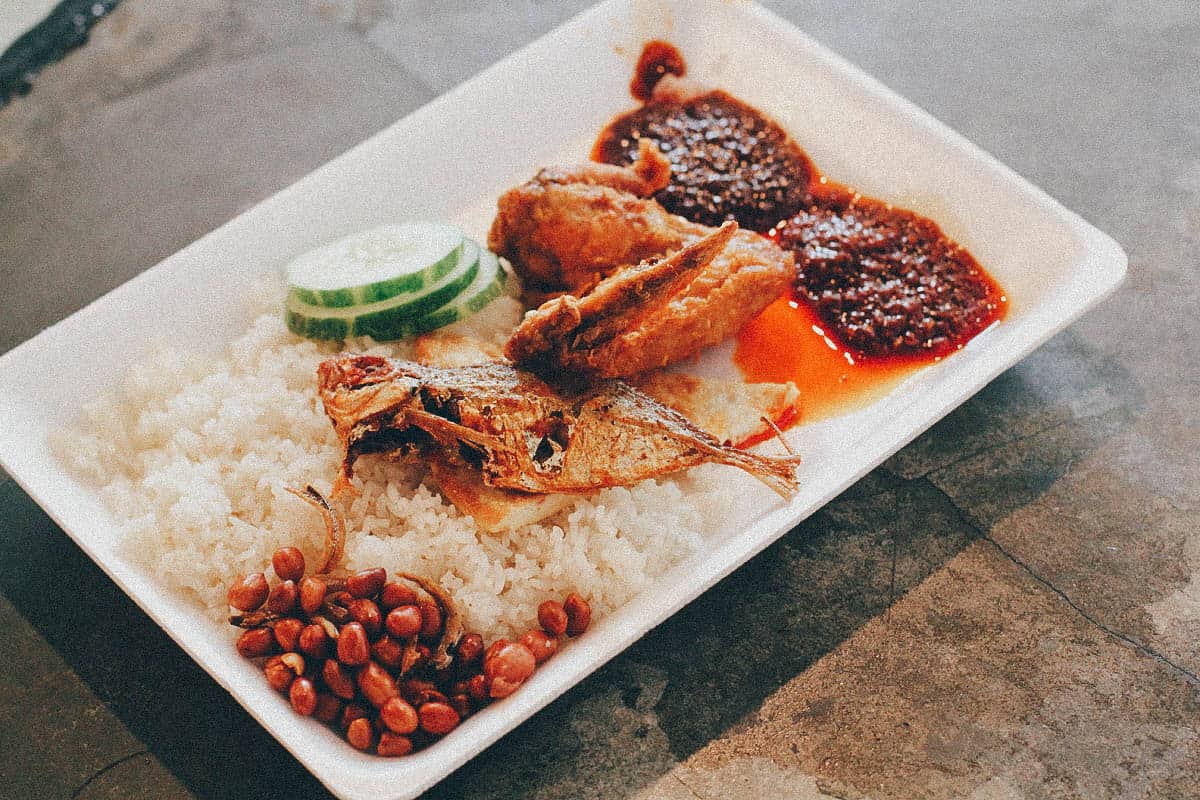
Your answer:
(488, 143), (682, 294)
(505, 222), (736, 377)
(489, 150), (793, 378)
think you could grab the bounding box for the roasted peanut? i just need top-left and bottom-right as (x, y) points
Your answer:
(483, 638), (511, 664)
(484, 642), (536, 699)
(298, 623), (328, 658)
(298, 576), (327, 615)
(340, 702), (369, 731)
(271, 547), (306, 582)
(466, 673), (489, 702)
(238, 558), (559, 756)
(419, 701), (460, 736)
(538, 600), (568, 637)
(348, 598), (383, 637)
(236, 627), (275, 658)
(280, 652), (306, 676)
(520, 629), (558, 664)
(385, 605), (422, 639)
(418, 599), (442, 640)
(380, 582), (418, 610)
(337, 622), (370, 666)
(322, 659), (357, 700)
(347, 567), (386, 599)
(228, 573), (269, 612)
(289, 677), (317, 716)
(263, 655), (294, 692)
(371, 635), (405, 670)
(455, 632), (484, 666)
(357, 661), (400, 708)
(379, 697), (419, 735)
(377, 732), (414, 757)
(346, 717), (375, 751)
(273, 617), (305, 652)
(563, 593), (591, 636)
(266, 580), (298, 615)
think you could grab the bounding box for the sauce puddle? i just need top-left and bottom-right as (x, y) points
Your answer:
(598, 40), (1011, 426)
(734, 296), (926, 422)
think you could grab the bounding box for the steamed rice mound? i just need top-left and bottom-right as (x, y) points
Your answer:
(57, 294), (747, 641)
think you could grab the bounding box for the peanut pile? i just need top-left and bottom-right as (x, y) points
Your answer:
(228, 547), (590, 756)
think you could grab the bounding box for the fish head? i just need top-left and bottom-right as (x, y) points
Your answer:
(317, 355), (427, 462)
(318, 354), (418, 395)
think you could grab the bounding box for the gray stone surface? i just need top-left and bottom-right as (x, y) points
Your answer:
(688, 543), (1200, 800)
(1, 1), (1198, 798)
(0, 591), (183, 800)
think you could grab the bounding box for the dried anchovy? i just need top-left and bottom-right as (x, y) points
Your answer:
(229, 610), (282, 629)
(397, 571), (463, 669)
(286, 485), (346, 574)
(320, 596), (352, 624)
(400, 637), (423, 675)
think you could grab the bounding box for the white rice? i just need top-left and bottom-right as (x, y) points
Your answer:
(55, 291), (751, 641)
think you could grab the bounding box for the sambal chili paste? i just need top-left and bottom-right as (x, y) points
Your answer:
(594, 41), (1007, 414)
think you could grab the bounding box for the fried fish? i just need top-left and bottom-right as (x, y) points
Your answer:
(317, 354), (802, 498)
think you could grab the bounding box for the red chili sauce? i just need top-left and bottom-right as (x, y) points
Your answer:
(595, 42), (1008, 420)
(630, 40), (687, 102)
(594, 88), (815, 232)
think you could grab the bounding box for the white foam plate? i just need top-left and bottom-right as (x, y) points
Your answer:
(0, 1), (1126, 797)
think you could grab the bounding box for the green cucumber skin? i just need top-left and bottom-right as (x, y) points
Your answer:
(288, 251), (479, 322)
(416, 252), (508, 331)
(465, 258), (508, 312)
(285, 256), (479, 340)
(289, 239), (463, 308)
(285, 247), (507, 342)
(285, 309), (349, 340)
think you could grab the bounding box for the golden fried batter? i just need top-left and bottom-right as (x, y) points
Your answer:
(490, 153), (793, 378)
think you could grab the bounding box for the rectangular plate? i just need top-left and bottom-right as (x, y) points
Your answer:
(0, 1), (1126, 797)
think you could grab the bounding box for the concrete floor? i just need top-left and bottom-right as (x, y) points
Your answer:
(0, 1), (1197, 798)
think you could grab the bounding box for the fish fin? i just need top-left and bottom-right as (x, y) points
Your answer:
(406, 408), (503, 451)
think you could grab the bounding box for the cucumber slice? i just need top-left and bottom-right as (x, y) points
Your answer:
(415, 249), (508, 332)
(286, 222), (464, 308)
(285, 239), (481, 340)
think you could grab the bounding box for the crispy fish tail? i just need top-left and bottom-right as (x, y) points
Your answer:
(713, 447), (803, 498)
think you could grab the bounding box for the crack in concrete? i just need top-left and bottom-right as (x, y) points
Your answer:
(891, 417), (1074, 480)
(886, 531), (897, 616)
(980, 532), (1200, 687)
(672, 771), (707, 800)
(919, 478), (1200, 688)
(69, 750), (149, 799)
